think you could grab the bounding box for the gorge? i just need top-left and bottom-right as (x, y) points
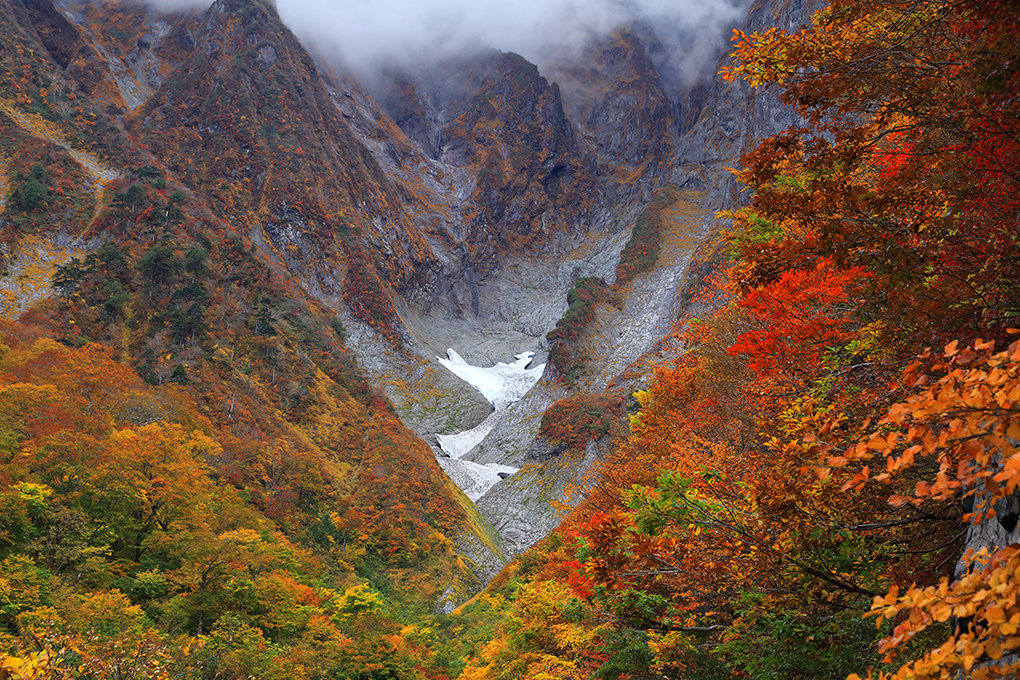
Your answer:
(2, 0), (1017, 677)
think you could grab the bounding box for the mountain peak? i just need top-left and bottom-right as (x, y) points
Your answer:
(213, 0), (278, 18)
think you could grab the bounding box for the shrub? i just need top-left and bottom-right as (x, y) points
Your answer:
(539, 390), (626, 450)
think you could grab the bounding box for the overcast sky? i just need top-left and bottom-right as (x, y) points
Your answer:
(282, 0), (748, 76)
(145, 0), (749, 82)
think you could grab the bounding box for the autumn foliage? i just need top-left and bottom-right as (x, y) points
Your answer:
(0, 0), (496, 674)
(2, 0), (1020, 676)
(538, 390), (626, 452)
(0, 320), (479, 678)
(614, 188), (677, 285)
(453, 0), (1020, 678)
(546, 277), (618, 384)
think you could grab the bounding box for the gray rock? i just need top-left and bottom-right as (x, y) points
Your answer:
(475, 438), (610, 556)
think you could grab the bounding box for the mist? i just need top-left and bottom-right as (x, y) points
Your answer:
(284, 0), (747, 77)
(138, 0), (749, 85)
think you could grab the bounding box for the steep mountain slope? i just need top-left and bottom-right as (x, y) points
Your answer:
(3, 0), (901, 673)
(438, 52), (604, 270)
(6, 0), (1011, 676)
(447, 0), (1020, 675)
(0, 0), (504, 617)
(429, 1), (814, 555)
(0, 0), (758, 617)
(323, 29), (720, 558)
(543, 28), (680, 204)
(674, 0), (817, 200)
(125, 0), (437, 338)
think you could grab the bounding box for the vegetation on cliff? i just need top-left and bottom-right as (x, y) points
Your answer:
(0, 0), (493, 675)
(450, 0), (1020, 678)
(2, 0), (1018, 677)
(546, 277), (619, 386)
(442, 52), (604, 273)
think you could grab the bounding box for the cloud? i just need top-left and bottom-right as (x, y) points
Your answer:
(275, 0), (749, 81)
(127, 0), (748, 84)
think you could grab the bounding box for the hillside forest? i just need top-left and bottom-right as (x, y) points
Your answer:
(1, 0), (1019, 678)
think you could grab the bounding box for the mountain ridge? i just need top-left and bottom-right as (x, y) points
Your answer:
(0, 0), (760, 570)
(0, 0), (784, 673)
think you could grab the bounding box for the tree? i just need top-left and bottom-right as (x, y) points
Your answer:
(98, 423), (219, 562)
(184, 246), (208, 276)
(168, 303), (207, 343)
(716, 1), (1020, 677)
(115, 183), (146, 214)
(722, 0), (1020, 345)
(51, 257), (91, 297)
(93, 242), (127, 274)
(136, 245), (178, 286)
(827, 336), (1020, 680)
(14, 178), (46, 212)
(726, 258), (870, 384)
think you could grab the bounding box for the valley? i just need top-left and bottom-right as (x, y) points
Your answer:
(2, 0), (1015, 677)
(0, 0), (751, 656)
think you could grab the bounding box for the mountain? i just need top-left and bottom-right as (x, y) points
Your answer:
(443, 0), (1020, 676)
(2, 0), (1010, 677)
(1, 0), (510, 612)
(0, 0), (846, 673)
(0, 0), (760, 576)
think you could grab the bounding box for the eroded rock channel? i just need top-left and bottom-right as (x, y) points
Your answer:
(433, 350), (545, 500)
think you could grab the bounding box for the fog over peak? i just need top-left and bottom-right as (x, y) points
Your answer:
(281, 0), (748, 82)
(139, 0), (749, 85)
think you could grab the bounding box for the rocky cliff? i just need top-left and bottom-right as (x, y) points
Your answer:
(0, 0), (800, 580)
(440, 0), (822, 556)
(0, 0), (507, 604)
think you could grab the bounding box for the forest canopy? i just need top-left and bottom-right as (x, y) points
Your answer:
(1, 0), (1018, 677)
(454, 0), (1020, 678)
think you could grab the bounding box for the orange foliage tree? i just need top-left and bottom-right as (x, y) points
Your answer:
(458, 1), (1020, 677)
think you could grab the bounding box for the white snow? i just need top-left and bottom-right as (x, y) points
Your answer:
(433, 349), (546, 498)
(436, 406), (504, 460)
(436, 456), (519, 502)
(437, 349), (545, 408)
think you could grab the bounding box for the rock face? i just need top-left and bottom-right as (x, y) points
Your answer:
(957, 495), (1020, 582)
(674, 0), (820, 205)
(543, 28), (679, 205)
(444, 3), (820, 556)
(366, 50), (613, 292)
(23, 0), (202, 114)
(335, 1), (818, 558)
(441, 53), (605, 273)
(952, 487), (1020, 669)
(125, 0), (437, 294)
(6, 0), (819, 570)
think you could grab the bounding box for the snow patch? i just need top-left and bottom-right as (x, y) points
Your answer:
(437, 349), (544, 408)
(436, 456), (519, 502)
(434, 349), (545, 498)
(436, 406), (504, 459)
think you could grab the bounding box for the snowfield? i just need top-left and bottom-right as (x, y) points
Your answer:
(437, 350), (545, 408)
(436, 407), (503, 460)
(436, 456), (520, 502)
(434, 349), (546, 499)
